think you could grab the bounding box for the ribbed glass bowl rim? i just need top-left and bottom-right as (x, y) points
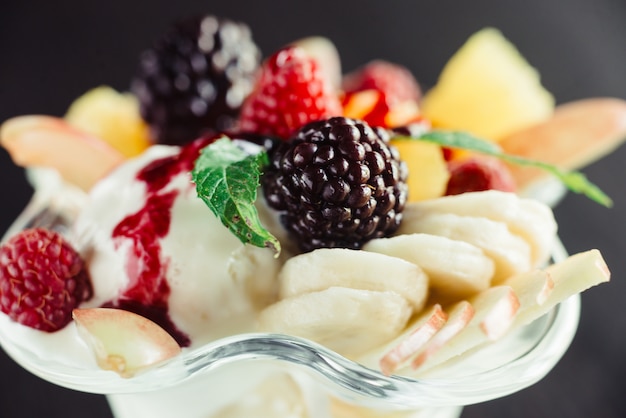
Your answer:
(0, 174), (580, 409)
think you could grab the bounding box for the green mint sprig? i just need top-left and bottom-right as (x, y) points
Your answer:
(192, 137), (280, 254)
(395, 130), (613, 207)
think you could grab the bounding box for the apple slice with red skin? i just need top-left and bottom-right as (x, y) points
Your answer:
(411, 301), (475, 370)
(410, 285), (520, 373)
(500, 98), (626, 190)
(72, 308), (181, 378)
(407, 250), (608, 376)
(512, 249), (609, 328)
(0, 115), (125, 191)
(378, 304), (448, 376)
(502, 269), (554, 309)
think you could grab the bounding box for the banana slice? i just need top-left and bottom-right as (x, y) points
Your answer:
(228, 244), (283, 311)
(399, 190), (556, 267)
(398, 212), (531, 282)
(363, 233), (495, 299)
(257, 287), (413, 357)
(278, 248), (428, 311)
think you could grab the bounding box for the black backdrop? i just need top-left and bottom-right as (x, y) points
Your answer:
(1, 1), (626, 417)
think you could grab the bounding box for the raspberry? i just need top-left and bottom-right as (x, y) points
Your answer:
(262, 117), (408, 251)
(342, 60), (422, 106)
(131, 15), (261, 146)
(0, 228), (93, 332)
(445, 156), (516, 195)
(238, 47), (342, 140)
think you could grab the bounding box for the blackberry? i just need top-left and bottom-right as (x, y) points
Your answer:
(131, 15), (261, 146)
(262, 117), (408, 252)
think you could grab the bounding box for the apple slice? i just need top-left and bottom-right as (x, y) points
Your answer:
(375, 304), (448, 376)
(411, 286), (519, 372)
(363, 233), (495, 300)
(502, 269), (554, 309)
(257, 287), (413, 358)
(0, 115), (125, 191)
(72, 308), (181, 378)
(411, 250), (607, 376)
(513, 249), (610, 327)
(411, 301), (475, 370)
(278, 248), (429, 311)
(500, 98), (626, 190)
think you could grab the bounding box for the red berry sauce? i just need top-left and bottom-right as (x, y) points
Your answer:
(106, 137), (215, 347)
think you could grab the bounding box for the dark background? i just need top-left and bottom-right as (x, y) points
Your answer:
(1, 0), (626, 417)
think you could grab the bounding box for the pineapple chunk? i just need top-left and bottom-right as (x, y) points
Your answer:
(391, 139), (449, 202)
(65, 86), (150, 157)
(421, 28), (554, 141)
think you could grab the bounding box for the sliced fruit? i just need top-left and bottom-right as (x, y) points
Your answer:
(500, 98), (626, 190)
(376, 304), (448, 375)
(0, 115), (125, 191)
(390, 139), (450, 202)
(411, 250), (608, 375)
(401, 190), (557, 268)
(398, 212), (532, 282)
(257, 287), (413, 358)
(278, 248), (428, 311)
(363, 233), (494, 300)
(72, 308), (181, 378)
(513, 249), (609, 327)
(502, 269), (554, 309)
(411, 285), (520, 372)
(385, 100), (422, 128)
(65, 86), (151, 158)
(342, 90), (381, 121)
(227, 244), (283, 311)
(342, 90), (422, 128)
(421, 27), (554, 141)
(411, 301), (475, 370)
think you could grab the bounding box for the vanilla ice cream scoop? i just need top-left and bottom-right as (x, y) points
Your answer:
(72, 141), (277, 347)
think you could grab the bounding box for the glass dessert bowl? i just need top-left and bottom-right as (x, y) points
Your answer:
(0, 170), (582, 418)
(0, 17), (619, 418)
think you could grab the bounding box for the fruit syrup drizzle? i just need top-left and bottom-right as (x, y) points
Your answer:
(105, 137), (214, 347)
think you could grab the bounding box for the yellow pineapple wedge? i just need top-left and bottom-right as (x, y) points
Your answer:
(391, 139), (449, 202)
(421, 28), (554, 142)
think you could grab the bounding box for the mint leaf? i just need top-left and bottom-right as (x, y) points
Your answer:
(395, 130), (613, 207)
(192, 137), (281, 253)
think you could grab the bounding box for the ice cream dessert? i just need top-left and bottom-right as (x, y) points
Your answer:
(0, 14), (623, 417)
